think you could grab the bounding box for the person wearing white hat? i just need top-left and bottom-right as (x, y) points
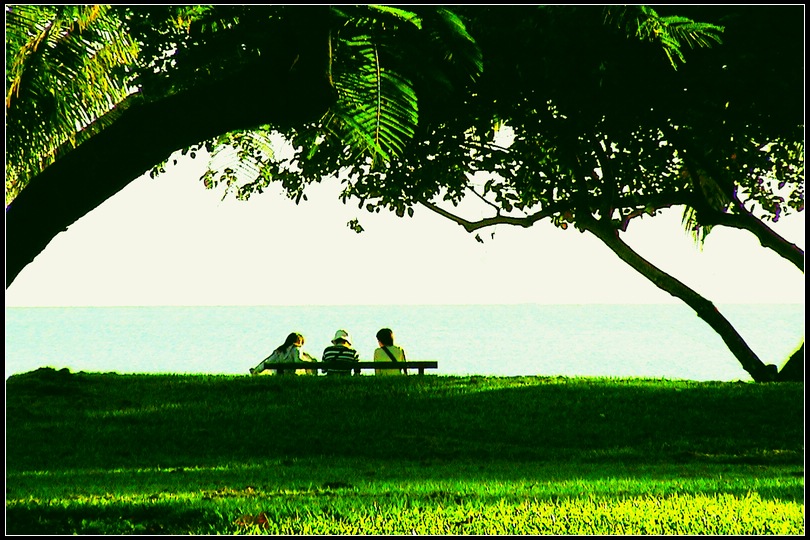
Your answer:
(321, 329), (360, 376)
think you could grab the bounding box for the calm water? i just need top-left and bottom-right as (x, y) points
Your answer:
(4, 304), (804, 382)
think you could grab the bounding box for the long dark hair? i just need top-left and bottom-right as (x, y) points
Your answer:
(274, 332), (303, 354)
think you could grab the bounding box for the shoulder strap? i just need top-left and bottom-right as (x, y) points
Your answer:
(381, 346), (398, 362)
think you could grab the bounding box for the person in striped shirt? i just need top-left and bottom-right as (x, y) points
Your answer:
(321, 329), (360, 376)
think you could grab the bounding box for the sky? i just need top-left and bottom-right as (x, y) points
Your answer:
(4, 151), (806, 308)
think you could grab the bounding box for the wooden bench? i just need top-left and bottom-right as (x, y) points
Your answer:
(258, 361), (438, 376)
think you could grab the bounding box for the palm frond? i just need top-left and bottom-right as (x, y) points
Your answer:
(5, 5), (139, 204)
(429, 8), (484, 83)
(315, 17), (420, 168)
(604, 5), (723, 70)
(679, 163), (732, 247)
(364, 5), (423, 28)
(308, 6), (481, 169)
(333, 34), (419, 163)
(193, 8), (424, 197)
(682, 206), (713, 248)
(199, 129), (279, 201)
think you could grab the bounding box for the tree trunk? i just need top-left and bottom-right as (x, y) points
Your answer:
(5, 10), (335, 288)
(663, 126), (804, 382)
(776, 344), (804, 382)
(582, 216), (778, 382)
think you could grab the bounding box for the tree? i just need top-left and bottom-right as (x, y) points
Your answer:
(5, 5), (335, 285)
(5, 5), (481, 286)
(5, 6), (802, 380)
(261, 6), (803, 381)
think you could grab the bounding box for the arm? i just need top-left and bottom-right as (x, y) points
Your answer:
(251, 349), (278, 374)
(401, 347), (409, 375)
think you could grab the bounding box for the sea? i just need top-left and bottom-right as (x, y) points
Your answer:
(4, 304), (804, 382)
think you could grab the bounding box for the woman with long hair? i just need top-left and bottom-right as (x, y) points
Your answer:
(250, 332), (317, 375)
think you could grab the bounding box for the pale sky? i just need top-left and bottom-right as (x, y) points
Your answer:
(4, 152), (805, 307)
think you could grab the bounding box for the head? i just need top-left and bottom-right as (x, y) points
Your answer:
(281, 332), (304, 351)
(376, 328), (394, 347)
(332, 329), (352, 347)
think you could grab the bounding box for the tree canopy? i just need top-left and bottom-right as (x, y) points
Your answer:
(5, 5), (481, 284)
(5, 5), (803, 380)
(204, 5), (804, 380)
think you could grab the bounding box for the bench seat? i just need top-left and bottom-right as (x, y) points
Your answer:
(257, 361), (438, 375)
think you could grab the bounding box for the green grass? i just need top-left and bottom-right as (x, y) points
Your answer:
(5, 367), (804, 534)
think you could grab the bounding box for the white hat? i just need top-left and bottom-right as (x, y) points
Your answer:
(332, 329), (351, 345)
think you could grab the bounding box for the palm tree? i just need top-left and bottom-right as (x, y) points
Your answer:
(5, 4), (139, 204)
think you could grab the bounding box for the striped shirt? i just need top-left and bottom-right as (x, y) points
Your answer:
(322, 345), (360, 375)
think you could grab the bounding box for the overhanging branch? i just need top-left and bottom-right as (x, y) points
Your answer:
(417, 198), (557, 233)
(418, 191), (692, 234)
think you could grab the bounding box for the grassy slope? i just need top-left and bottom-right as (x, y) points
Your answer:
(5, 368), (805, 534)
(6, 368), (803, 470)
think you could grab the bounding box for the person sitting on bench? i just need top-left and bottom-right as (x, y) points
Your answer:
(251, 332), (317, 376)
(373, 327), (408, 376)
(322, 329), (360, 376)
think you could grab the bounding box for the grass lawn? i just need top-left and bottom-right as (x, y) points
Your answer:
(5, 368), (804, 534)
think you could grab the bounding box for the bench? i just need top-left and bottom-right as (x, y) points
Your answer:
(258, 361), (438, 376)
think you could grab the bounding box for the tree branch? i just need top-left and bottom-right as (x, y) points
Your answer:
(699, 207), (805, 272)
(419, 191), (693, 235)
(417, 198), (557, 233)
(466, 186), (502, 214)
